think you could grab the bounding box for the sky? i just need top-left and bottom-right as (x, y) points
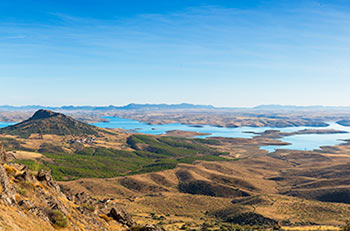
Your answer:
(1, 0), (350, 107)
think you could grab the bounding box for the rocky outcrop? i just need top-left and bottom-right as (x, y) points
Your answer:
(108, 207), (135, 227)
(135, 224), (165, 231)
(0, 143), (16, 205)
(0, 164), (16, 205)
(37, 169), (61, 193)
(0, 144), (163, 230)
(0, 143), (6, 163)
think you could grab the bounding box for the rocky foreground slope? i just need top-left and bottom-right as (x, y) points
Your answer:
(0, 143), (163, 231)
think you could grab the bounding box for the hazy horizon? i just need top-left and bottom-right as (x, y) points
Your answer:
(1, 0), (350, 107)
(3, 103), (350, 109)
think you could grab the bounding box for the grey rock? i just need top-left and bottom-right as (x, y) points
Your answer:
(36, 169), (61, 192)
(138, 224), (165, 231)
(0, 165), (16, 205)
(18, 200), (35, 210)
(108, 207), (135, 227)
(0, 143), (6, 164)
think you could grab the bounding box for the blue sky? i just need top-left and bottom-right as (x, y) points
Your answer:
(1, 0), (350, 107)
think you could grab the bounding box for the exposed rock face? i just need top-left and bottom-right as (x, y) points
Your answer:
(62, 185), (139, 229)
(0, 164), (16, 205)
(0, 143), (6, 163)
(108, 207), (135, 227)
(0, 144), (162, 230)
(137, 224), (165, 231)
(0, 143), (16, 205)
(37, 169), (60, 191)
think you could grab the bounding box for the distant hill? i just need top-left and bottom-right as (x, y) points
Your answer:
(253, 104), (350, 110)
(0, 103), (216, 111)
(3, 104), (350, 112)
(0, 109), (102, 138)
(119, 103), (215, 110)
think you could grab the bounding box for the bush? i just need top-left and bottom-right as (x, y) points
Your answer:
(49, 209), (68, 228)
(342, 221), (350, 231)
(128, 226), (143, 231)
(81, 203), (95, 212)
(15, 186), (26, 196)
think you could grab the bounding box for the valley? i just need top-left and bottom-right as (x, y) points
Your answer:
(3, 0), (350, 229)
(1, 109), (350, 230)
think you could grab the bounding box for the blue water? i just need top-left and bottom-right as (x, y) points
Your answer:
(93, 117), (350, 152)
(0, 121), (15, 128)
(260, 122), (350, 152)
(1, 117), (349, 152)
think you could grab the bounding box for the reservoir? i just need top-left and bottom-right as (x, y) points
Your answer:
(1, 118), (349, 152)
(0, 121), (15, 128)
(93, 117), (350, 152)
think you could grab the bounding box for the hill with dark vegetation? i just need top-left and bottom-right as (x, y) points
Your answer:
(0, 109), (102, 138)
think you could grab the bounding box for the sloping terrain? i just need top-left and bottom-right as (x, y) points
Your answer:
(2, 110), (350, 229)
(60, 157), (350, 229)
(0, 110), (103, 138)
(4, 132), (231, 181)
(0, 143), (164, 231)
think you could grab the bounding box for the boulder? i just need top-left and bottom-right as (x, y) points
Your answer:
(0, 143), (6, 163)
(137, 224), (165, 231)
(108, 207), (135, 227)
(18, 200), (35, 210)
(15, 166), (28, 181)
(36, 169), (61, 192)
(0, 163), (16, 205)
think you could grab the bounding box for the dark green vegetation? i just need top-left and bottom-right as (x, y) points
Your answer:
(49, 209), (68, 228)
(178, 180), (250, 198)
(0, 109), (102, 138)
(14, 134), (230, 181)
(0, 137), (27, 150)
(2, 109), (232, 180)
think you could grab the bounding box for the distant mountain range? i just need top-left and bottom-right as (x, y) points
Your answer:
(1, 103), (350, 111)
(0, 103), (216, 111)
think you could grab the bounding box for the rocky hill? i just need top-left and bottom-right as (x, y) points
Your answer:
(0, 143), (163, 230)
(0, 109), (103, 138)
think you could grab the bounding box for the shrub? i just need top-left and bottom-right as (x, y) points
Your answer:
(15, 186), (26, 196)
(49, 209), (68, 228)
(342, 221), (350, 231)
(128, 226), (143, 231)
(81, 203), (95, 212)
